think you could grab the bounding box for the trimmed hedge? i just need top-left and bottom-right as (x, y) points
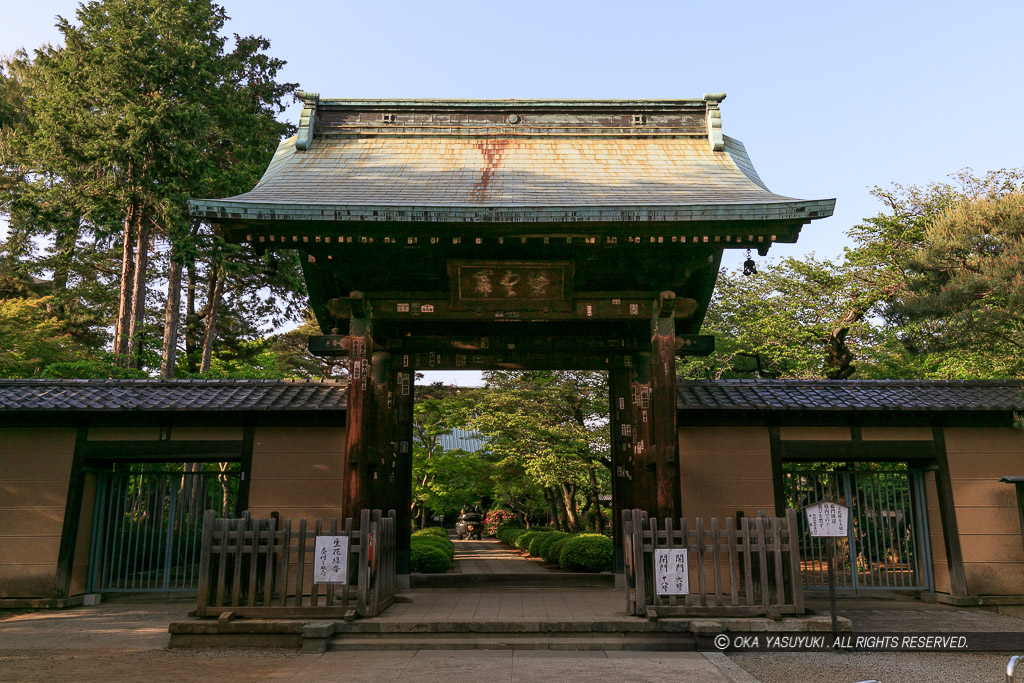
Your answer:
(528, 530), (558, 557)
(537, 531), (570, 562)
(412, 527), (449, 539)
(558, 534), (613, 573)
(413, 535), (454, 561)
(499, 528), (528, 545)
(514, 531), (540, 551)
(548, 535), (574, 566)
(410, 543), (451, 573)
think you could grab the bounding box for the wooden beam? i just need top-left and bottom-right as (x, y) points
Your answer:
(238, 426), (255, 511)
(769, 425), (785, 517)
(608, 368), (633, 573)
(310, 334), (715, 360)
(932, 425), (969, 598)
(81, 440), (245, 461)
(343, 294), (373, 518)
(779, 440), (936, 462)
(392, 367), (415, 575)
(651, 316), (681, 520)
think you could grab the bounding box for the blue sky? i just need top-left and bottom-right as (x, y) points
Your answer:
(3, 0), (1023, 384)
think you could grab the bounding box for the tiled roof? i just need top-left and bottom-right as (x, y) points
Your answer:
(436, 427), (487, 453)
(676, 380), (1024, 412)
(0, 379), (348, 412)
(189, 98), (834, 224)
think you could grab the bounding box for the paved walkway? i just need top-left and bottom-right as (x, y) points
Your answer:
(448, 538), (553, 574)
(0, 598), (745, 682)
(378, 589), (627, 622)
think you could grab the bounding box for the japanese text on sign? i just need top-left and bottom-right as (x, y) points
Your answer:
(654, 548), (689, 595)
(313, 535), (349, 584)
(804, 501), (850, 538)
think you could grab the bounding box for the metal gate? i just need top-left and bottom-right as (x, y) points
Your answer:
(88, 466), (241, 593)
(784, 467), (933, 593)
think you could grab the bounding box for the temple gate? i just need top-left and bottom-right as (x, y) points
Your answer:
(190, 94), (834, 571)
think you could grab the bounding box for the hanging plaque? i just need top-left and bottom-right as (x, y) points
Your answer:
(448, 260), (573, 311)
(313, 535), (350, 584)
(803, 501), (850, 538)
(654, 548), (689, 595)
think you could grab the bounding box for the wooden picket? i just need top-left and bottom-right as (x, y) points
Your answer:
(623, 508), (804, 618)
(196, 508), (396, 618)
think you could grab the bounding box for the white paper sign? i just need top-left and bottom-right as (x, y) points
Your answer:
(654, 548), (689, 595)
(313, 535), (349, 584)
(804, 501), (850, 538)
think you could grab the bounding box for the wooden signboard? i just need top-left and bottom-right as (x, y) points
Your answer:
(654, 548), (689, 595)
(313, 535), (350, 584)
(448, 260), (573, 311)
(804, 501), (849, 538)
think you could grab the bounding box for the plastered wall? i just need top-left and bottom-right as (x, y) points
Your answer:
(677, 427), (775, 522)
(0, 429), (76, 599)
(944, 427), (1024, 596)
(247, 426), (347, 523)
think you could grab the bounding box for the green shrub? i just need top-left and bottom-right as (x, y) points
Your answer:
(501, 528), (527, 545)
(558, 534), (613, 573)
(410, 543), (451, 573)
(515, 531), (541, 551)
(413, 527), (449, 539)
(528, 531), (556, 557)
(548, 534), (575, 565)
(412, 535), (454, 560)
(537, 531), (569, 562)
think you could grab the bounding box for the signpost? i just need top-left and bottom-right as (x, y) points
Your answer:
(313, 535), (350, 585)
(654, 548), (689, 596)
(803, 501), (850, 638)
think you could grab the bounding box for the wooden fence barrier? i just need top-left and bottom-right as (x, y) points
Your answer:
(196, 508), (396, 619)
(623, 508), (804, 618)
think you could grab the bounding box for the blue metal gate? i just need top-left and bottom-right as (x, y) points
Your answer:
(784, 468), (933, 593)
(87, 466), (241, 593)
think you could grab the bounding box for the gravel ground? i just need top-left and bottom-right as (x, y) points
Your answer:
(730, 651), (1015, 683)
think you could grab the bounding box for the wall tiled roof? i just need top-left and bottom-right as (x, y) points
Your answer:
(436, 427), (487, 453)
(0, 379), (348, 412)
(676, 380), (1024, 412)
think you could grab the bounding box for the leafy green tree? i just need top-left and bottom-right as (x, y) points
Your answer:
(0, 0), (297, 377)
(467, 372), (610, 533)
(0, 297), (91, 377)
(887, 191), (1024, 377)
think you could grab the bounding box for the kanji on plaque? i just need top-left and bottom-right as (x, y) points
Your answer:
(803, 501), (850, 538)
(654, 548), (689, 596)
(313, 535), (349, 584)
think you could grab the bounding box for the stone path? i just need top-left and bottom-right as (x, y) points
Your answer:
(448, 538), (553, 574)
(375, 589), (628, 623)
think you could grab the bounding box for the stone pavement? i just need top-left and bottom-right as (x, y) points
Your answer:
(379, 588), (626, 622)
(0, 598), (747, 682)
(448, 538), (552, 574)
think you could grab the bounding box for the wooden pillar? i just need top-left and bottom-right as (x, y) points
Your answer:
(393, 360), (414, 574)
(651, 306), (681, 521)
(628, 351), (657, 517)
(343, 293), (372, 518)
(609, 367), (633, 573)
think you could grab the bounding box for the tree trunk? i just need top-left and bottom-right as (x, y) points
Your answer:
(544, 487), (562, 530)
(588, 465), (604, 534)
(554, 485), (574, 532)
(199, 266), (225, 374)
(113, 204), (136, 365)
(160, 246), (184, 379)
(126, 213), (150, 369)
(560, 482), (579, 532)
(184, 261), (198, 372)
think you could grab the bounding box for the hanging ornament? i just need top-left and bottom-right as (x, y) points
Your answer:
(743, 248), (757, 276)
